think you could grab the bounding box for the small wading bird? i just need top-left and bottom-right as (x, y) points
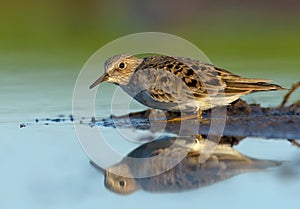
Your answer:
(90, 54), (285, 120)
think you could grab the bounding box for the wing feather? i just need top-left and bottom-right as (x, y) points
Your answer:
(134, 56), (284, 106)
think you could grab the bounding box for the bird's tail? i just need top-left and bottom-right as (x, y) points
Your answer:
(250, 158), (284, 170)
(215, 67), (286, 93)
(225, 79), (286, 93)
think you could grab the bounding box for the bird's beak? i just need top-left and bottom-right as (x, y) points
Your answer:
(89, 73), (108, 89)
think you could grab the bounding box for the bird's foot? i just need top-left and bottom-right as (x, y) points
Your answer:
(159, 110), (203, 123)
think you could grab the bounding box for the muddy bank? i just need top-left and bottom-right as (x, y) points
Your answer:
(98, 100), (300, 140)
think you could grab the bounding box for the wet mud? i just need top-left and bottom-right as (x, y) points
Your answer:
(98, 99), (300, 140)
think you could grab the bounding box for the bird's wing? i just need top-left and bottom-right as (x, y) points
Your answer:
(213, 66), (285, 93)
(135, 56), (226, 103)
(169, 56), (284, 96)
(135, 56), (284, 105)
(133, 67), (186, 103)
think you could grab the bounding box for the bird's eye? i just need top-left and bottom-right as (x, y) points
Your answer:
(119, 179), (126, 187)
(119, 62), (126, 69)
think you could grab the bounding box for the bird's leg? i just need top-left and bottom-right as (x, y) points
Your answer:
(197, 109), (203, 121)
(155, 109), (203, 123)
(187, 134), (203, 156)
(288, 139), (300, 148)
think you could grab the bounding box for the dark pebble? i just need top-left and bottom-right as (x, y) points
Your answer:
(69, 115), (74, 122)
(51, 118), (61, 122)
(91, 117), (96, 123)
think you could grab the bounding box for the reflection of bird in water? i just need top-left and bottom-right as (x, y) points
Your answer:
(103, 135), (282, 194)
(90, 54), (284, 120)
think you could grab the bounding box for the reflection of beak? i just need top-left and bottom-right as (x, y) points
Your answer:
(89, 160), (105, 174)
(89, 73), (108, 89)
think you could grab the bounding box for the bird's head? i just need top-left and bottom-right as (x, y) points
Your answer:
(105, 164), (140, 195)
(89, 54), (142, 89)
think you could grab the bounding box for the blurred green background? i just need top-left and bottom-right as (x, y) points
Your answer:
(1, 0), (300, 73)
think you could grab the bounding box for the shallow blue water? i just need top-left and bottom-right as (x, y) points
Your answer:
(1, 66), (300, 209)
